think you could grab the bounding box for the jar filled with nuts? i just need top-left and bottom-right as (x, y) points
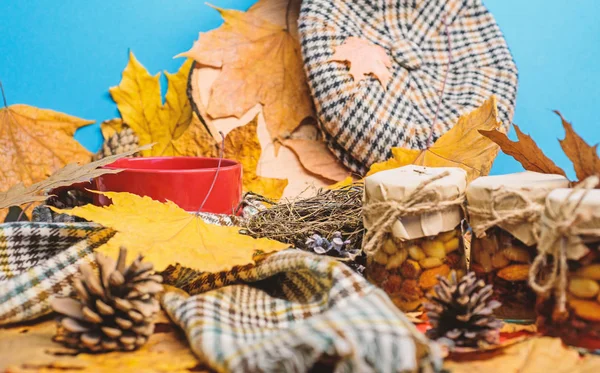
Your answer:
(363, 165), (467, 312)
(467, 172), (569, 322)
(531, 179), (600, 351)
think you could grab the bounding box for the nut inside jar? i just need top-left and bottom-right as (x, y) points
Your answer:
(366, 227), (466, 312)
(470, 227), (537, 322)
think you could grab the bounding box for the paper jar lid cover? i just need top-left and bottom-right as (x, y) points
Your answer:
(364, 165), (467, 241)
(467, 172), (570, 245)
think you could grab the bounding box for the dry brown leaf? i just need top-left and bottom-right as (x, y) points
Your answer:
(223, 116), (288, 200)
(367, 96), (502, 182)
(99, 118), (125, 141)
(282, 139), (350, 182)
(110, 52), (193, 156)
(557, 111), (600, 181)
(444, 337), (600, 373)
(0, 104), (93, 220)
(328, 36), (393, 88)
(177, 0), (313, 142)
(186, 63), (330, 198)
(53, 191), (289, 272)
(0, 145), (151, 211)
(0, 314), (203, 373)
(247, 0), (301, 40)
(480, 124), (567, 177)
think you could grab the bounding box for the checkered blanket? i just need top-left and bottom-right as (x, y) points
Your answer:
(299, 0), (518, 174)
(0, 222), (115, 325)
(161, 250), (442, 373)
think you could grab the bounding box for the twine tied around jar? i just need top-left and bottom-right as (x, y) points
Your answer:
(529, 176), (600, 313)
(467, 189), (545, 240)
(362, 171), (465, 255)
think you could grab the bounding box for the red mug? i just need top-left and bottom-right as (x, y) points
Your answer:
(93, 157), (243, 214)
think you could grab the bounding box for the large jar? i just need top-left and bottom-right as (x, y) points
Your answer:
(533, 181), (600, 351)
(363, 165), (467, 312)
(466, 172), (569, 322)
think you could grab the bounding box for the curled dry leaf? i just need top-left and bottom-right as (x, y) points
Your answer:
(177, 0), (313, 142)
(556, 111), (600, 181)
(479, 124), (567, 177)
(367, 96), (503, 182)
(173, 113), (288, 200)
(328, 36), (393, 89)
(185, 64), (329, 198)
(52, 191), (289, 273)
(110, 52), (193, 157)
(0, 145), (152, 211)
(282, 139), (350, 182)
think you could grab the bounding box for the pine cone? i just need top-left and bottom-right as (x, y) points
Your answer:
(32, 189), (92, 223)
(93, 126), (140, 161)
(51, 247), (163, 352)
(424, 271), (502, 348)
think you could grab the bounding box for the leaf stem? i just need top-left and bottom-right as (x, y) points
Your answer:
(426, 16), (453, 148)
(0, 81), (7, 108)
(285, 0), (292, 32)
(199, 131), (225, 212)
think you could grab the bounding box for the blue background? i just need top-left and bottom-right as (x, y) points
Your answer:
(1, 0), (599, 179)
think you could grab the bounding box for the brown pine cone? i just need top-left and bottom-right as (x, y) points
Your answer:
(424, 271), (502, 348)
(93, 126), (140, 161)
(51, 247), (163, 352)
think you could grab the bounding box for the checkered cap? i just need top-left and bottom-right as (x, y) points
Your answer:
(299, 0), (518, 174)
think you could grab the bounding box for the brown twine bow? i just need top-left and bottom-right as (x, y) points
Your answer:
(528, 176), (600, 313)
(468, 189), (545, 241)
(362, 171), (465, 255)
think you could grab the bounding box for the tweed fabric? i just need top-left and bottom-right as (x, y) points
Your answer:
(0, 222), (115, 325)
(161, 250), (442, 373)
(299, 0), (519, 174)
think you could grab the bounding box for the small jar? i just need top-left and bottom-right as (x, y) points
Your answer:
(534, 185), (600, 351)
(363, 165), (467, 312)
(466, 172), (569, 322)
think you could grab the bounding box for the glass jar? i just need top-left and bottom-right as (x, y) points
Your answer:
(534, 186), (600, 351)
(363, 165), (468, 312)
(467, 172), (569, 323)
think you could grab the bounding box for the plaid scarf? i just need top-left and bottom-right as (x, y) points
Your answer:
(0, 222), (115, 325)
(161, 250), (442, 373)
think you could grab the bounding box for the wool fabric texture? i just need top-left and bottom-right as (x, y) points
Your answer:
(299, 0), (518, 174)
(0, 222), (115, 325)
(161, 250), (442, 373)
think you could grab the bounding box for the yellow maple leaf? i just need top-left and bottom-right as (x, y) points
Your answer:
(367, 96), (502, 182)
(177, 0), (313, 142)
(109, 52), (193, 156)
(53, 191), (289, 273)
(0, 104), (92, 220)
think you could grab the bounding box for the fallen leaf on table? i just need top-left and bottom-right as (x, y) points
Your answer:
(52, 191), (289, 272)
(99, 118), (125, 141)
(479, 124), (567, 177)
(0, 313), (203, 373)
(0, 104), (93, 220)
(177, 0), (313, 142)
(327, 176), (357, 190)
(186, 62), (330, 198)
(367, 96), (502, 182)
(444, 336), (600, 373)
(328, 36), (393, 88)
(0, 145), (150, 211)
(557, 111), (600, 181)
(110, 52), (193, 156)
(282, 139), (350, 182)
